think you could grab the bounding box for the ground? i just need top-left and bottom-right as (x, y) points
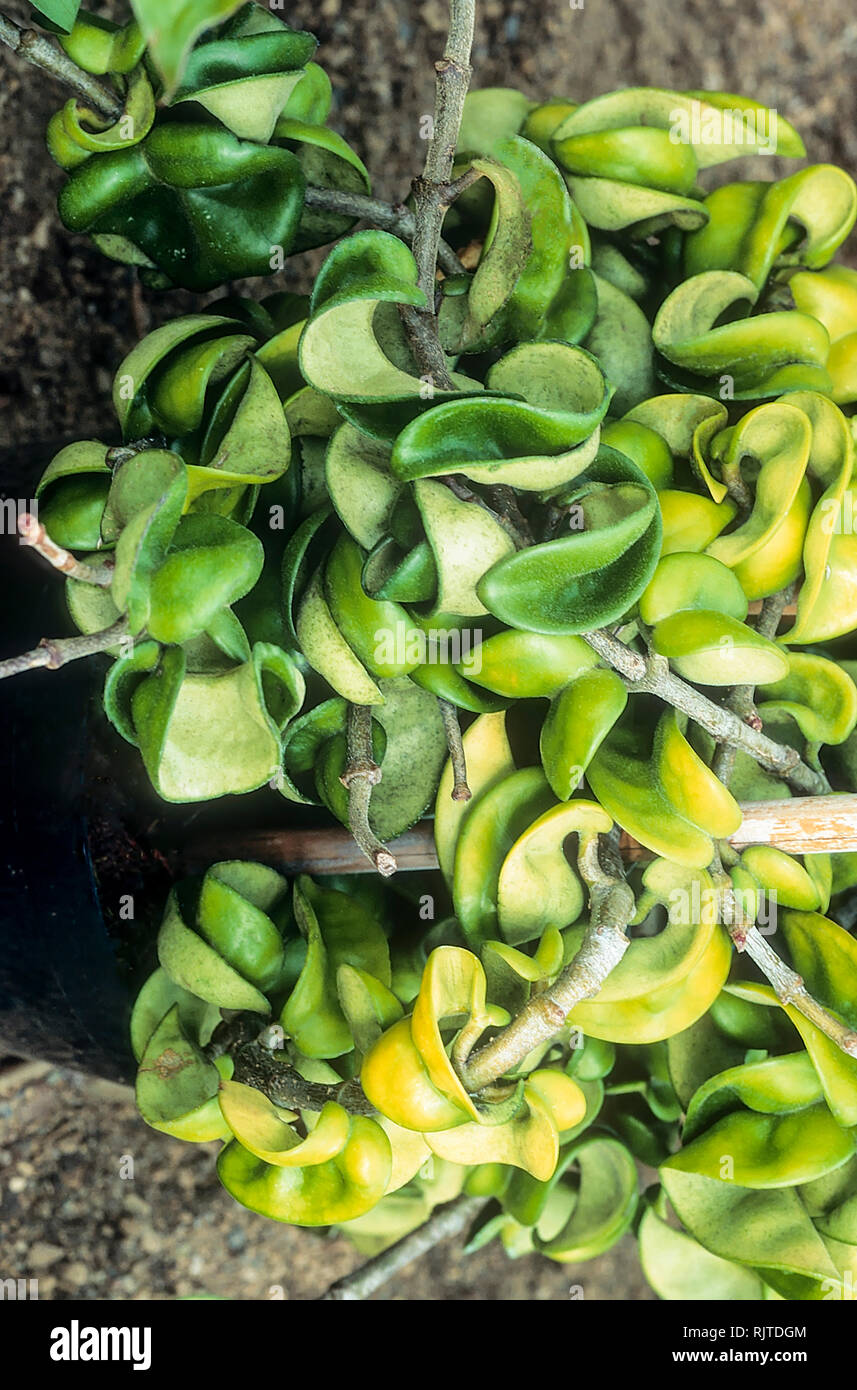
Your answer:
(0, 1061), (650, 1300)
(3, 0), (857, 445)
(1, 0), (855, 1300)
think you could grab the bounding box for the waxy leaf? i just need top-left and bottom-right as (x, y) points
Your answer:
(391, 341), (609, 491)
(136, 1004), (230, 1142)
(639, 1204), (766, 1300)
(533, 1134), (638, 1261)
(453, 767), (556, 946)
(666, 1105), (854, 1189)
(661, 1167), (841, 1287)
(497, 799), (611, 943)
(758, 652), (857, 746)
(446, 154), (532, 351)
(478, 447), (661, 633)
(651, 609), (790, 686)
(130, 966), (221, 1062)
(131, 0), (247, 97)
(568, 860), (730, 1041)
(217, 1112), (392, 1225)
(682, 1052), (823, 1144)
(59, 124), (307, 292)
(463, 632), (599, 701)
(540, 668), (628, 801)
(280, 877), (390, 1059)
(653, 270), (830, 398)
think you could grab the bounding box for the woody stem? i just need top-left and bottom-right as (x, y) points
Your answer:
(340, 703), (397, 877)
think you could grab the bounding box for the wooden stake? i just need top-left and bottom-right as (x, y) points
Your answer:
(172, 793), (857, 876)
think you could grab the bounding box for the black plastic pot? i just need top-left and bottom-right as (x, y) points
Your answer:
(0, 444), (134, 1079)
(0, 445), (439, 1082)
(0, 463), (276, 1079)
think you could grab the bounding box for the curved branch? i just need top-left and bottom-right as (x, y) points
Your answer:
(458, 832), (635, 1093)
(0, 616), (129, 682)
(0, 11), (121, 119)
(18, 512), (113, 587)
(224, 1031), (375, 1116)
(710, 857), (857, 1059)
(303, 186), (464, 277)
(410, 0), (475, 301)
(341, 703), (397, 876)
(584, 627), (827, 796)
(438, 697), (471, 801)
(712, 585), (804, 787)
(319, 1194), (487, 1300)
(398, 0), (476, 389)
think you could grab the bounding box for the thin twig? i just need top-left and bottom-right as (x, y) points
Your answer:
(0, 617), (129, 682)
(720, 457), (753, 515)
(230, 1039), (374, 1115)
(484, 485), (534, 547)
(303, 186), (464, 278)
(583, 628), (827, 796)
(18, 512), (113, 587)
(741, 929), (857, 1057)
(398, 0), (476, 389)
(438, 697), (471, 801)
(410, 0), (475, 301)
(0, 11), (121, 119)
(340, 703), (397, 876)
(458, 832), (635, 1093)
(712, 585), (802, 787)
(319, 1195), (488, 1300)
(399, 303), (456, 388)
(710, 859), (857, 1059)
(442, 164), (484, 204)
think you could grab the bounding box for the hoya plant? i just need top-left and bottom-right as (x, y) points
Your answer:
(3, 0), (857, 1301)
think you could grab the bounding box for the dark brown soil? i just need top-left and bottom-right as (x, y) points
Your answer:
(0, 1062), (652, 1300)
(3, 0), (856, 447)
(1, 0), (856, 1301)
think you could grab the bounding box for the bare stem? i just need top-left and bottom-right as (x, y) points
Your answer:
(398, 303), (456, 389)
(398, 0), (476, 389)
(410, 0), (475, 300)
(230, 1039), (374, 1115)
(18, 512), (113, 587)
(0, 11), (121, 119)
(583, 628), (827, 796)
(712, 585), (807, 787)
(340, 703), (397, 876)
(319, 1194), (487, 1301)
(484, 484), (534, 546)
(303, 186), (464, 278)
(720, 458), (753, 514)
(711, 862), (857, 1059)
(438, 697), (471, 801)
(458, 833), (634, 1093)
(742, 930), (857, 1057)
(0, 617), (129, 682)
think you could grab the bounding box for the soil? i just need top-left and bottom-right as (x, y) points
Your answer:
(1, 0), (855, 1301)
(0, 1062), (652, 1301)
(3, 0), (856, 446)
